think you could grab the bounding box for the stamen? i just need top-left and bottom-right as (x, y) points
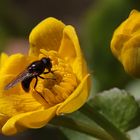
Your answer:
(34, 50), (78, 106)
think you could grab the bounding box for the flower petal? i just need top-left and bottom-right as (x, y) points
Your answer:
(0, 53), (34, 76)
(0, 53), (8, 69)
(0, 93), (43, 117)
(111, 9), (140, 59)
(0, 114), (9, 133)
(59, 25), (81, 62)
(0, 74), (42, 116)
(29, 17), (65, 56)
(120, 34), (140, 77)
(58, 25), (88, 80)
(2, 104), (59, 135)
(111, 34), (130, 60)
(56, 74), (90, 114)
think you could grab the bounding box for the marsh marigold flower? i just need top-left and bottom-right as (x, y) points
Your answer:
(0, 18), (90, 135)
(111, 9), (140, 77)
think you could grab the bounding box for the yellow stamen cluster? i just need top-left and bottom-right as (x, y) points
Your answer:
(33, 50), (78, 106)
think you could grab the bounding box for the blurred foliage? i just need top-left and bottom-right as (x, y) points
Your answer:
(82, 0), (140, 91)
(0, 126), (69, 140)
(0, 0), (33, 52)
(0, 0), (31, 37)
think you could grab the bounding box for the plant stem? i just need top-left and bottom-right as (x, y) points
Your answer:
(51, 116), (113, 140)
(79, 103), (130, 140)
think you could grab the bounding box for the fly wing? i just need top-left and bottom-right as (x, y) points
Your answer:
(4, 70), (34, 90)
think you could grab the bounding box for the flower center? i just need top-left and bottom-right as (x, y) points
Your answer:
(32, 49), (78, 106)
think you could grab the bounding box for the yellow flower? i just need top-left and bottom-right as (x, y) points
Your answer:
(111, 9), (140, 77)
(0, 18), (90, 135)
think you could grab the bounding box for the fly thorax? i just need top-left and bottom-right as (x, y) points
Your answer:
(29, 62), (45, 75)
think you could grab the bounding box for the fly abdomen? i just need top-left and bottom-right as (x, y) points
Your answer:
(21, 77), (34, 92)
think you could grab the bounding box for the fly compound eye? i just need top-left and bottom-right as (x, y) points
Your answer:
(41, 57), (52, 70)
(41, 57), (50, 64)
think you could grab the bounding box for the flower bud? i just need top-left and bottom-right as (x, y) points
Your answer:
(111, 10), (140, 77)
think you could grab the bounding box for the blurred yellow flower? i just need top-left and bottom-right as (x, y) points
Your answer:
(111, 9), (140, 77)
(0, 18), (90, 135)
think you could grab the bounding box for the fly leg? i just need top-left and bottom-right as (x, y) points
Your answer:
(38, 75), (56, 80)
(34, 76), (38, 89)
(39, 72), (56, 81)
(43, 71), (49, 74)
(38, 75), (45, 79)
(34, 76), (47, 102)
(43, 70), (56, 75)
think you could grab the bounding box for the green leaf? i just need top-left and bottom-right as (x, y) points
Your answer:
(90, 88), (140, 131)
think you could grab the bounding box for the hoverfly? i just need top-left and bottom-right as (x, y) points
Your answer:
(5, 57), (53, 92)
